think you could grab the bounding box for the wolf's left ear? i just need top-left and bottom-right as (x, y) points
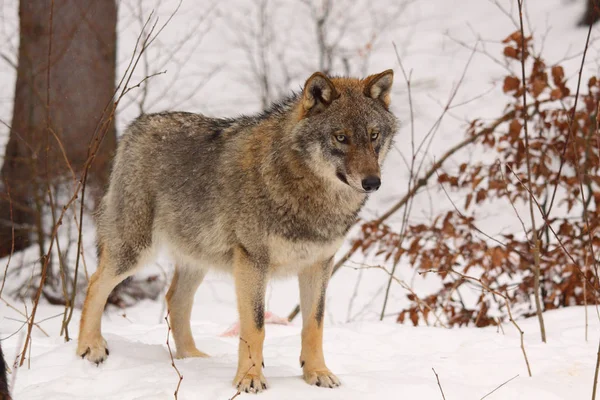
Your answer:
(364, 69), (394, 109)
(301, 72), (340, 116)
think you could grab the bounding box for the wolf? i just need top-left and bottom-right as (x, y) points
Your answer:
(77, 69), (397, 392)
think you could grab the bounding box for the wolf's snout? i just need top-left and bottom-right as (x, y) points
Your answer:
(361, 176), (381, 192)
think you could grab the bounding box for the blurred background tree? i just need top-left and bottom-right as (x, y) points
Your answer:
(0, 0), (117, 258)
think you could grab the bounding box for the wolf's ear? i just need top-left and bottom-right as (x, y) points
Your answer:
(301, 72), (340, 116)
(363, 69), (394, 109)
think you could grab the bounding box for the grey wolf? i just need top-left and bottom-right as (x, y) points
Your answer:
(77, 70), (397, 393)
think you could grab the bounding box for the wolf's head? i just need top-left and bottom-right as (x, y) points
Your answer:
(293, 70), (398, 194)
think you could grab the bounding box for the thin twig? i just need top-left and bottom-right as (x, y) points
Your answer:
(47, 186), (70, 341)
(480, 374), (519, 399)
(498, 160), (530, 244)
(516, 0), (546, 343)
(0, 180), (14, 298)
(543, 18), (593, 222)
(585, 251), (589, 341)
(229, 337), (257, 399)
(2, 313), (62, 341)
(380, 42), (417, 320)
(566, 70), (600, 286)
(165, 312), (183, 400)
(432, 368), (446, 400)
(593, 336), (600, 400)
(0, 298), (50, 339)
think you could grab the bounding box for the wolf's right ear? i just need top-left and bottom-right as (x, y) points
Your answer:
(301, 72), (340, 117)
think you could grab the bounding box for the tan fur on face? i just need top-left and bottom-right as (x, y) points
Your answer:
(344, 136), (381, 191)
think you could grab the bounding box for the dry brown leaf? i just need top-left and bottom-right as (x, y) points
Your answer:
(531, 78), (547, 98)
(503, 76), (520, 93)
(509, 119), (522, 137)
(551, 65), (564, 85)
(503, 46), (518, 59)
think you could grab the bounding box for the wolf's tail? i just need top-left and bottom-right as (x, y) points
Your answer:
(0, 341), (10, 400)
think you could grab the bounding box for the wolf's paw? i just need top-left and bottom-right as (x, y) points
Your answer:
(175, 347), (210, 359)
(233, 372), (268, 393)
(303, 368), (341, 388)
(77, 337), (109, 365)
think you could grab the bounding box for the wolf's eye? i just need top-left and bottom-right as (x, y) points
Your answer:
(335, 134), (348, 143)
(370, 131), (379, 141)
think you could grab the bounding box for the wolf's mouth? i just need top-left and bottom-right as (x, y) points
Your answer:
(335, 172), (368, 193)
(336, 171), (349, 186)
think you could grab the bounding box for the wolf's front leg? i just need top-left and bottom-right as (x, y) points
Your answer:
(298, 258), (340, 388)
(232, 246), (268, 393)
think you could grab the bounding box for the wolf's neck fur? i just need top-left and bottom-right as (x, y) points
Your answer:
(245, 105), (366, 242)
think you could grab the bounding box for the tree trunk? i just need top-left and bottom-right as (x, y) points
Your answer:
(579, 0), (600, 26)
(0, 0), (117, 257)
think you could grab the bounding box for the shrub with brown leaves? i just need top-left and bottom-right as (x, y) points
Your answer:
(363, 31), (600, 328)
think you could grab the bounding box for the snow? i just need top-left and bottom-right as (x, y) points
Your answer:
(1, 0), (600, 398)
(1, 302), (598, 399)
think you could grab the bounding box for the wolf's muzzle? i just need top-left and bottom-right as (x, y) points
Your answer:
(361, 176), (381, 193)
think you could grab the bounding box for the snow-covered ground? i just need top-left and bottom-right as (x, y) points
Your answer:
(1, 303), (598, 399)
(1, 0), (600, 398)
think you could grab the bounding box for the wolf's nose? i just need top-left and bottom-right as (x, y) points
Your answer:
(361, 176), (381, 192)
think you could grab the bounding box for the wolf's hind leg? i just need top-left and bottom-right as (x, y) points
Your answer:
(77, 246), (141, 364)
(166, 265), (208, 358)
(298, 258), (340, 388)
